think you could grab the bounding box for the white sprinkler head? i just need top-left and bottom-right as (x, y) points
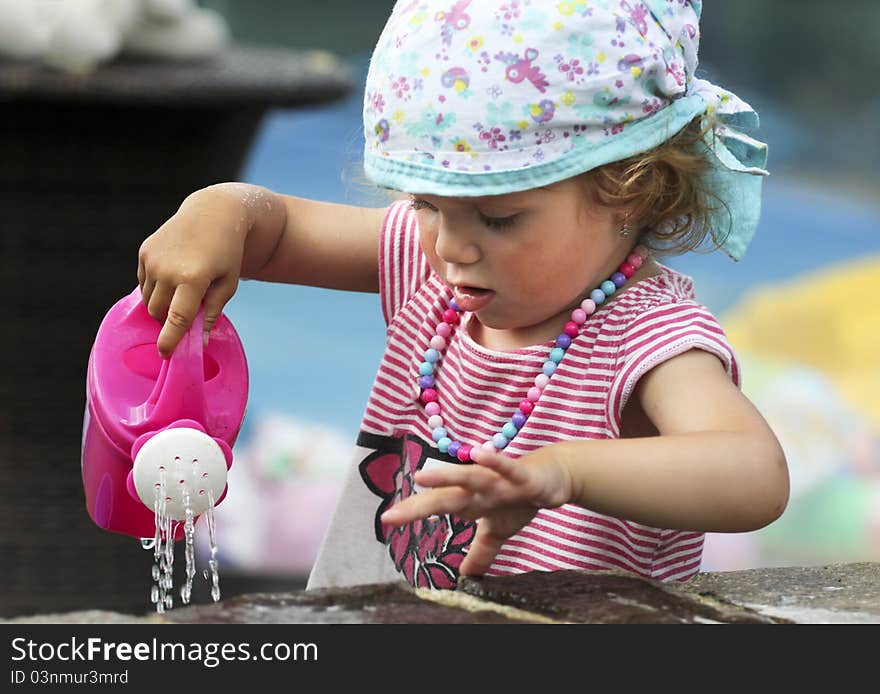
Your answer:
(132, 426), (228, 520)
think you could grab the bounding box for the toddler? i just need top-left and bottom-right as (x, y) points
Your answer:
(137, 0), (789, 590)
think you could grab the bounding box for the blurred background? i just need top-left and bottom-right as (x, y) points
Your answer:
(1, 0), (878, 617)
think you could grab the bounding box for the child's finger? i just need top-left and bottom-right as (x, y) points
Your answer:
(202, 276), (238, 344)
(380, 488), (471, 526)
(471, 447), (529, 484)
(413, 464), (494, 492)
(146, 281), (174, 324)
(459, 527), (506, 577)
(156, 284), (204, 358)
(140, 276), (156, 308)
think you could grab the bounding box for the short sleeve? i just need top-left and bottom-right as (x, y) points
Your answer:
(378, 199), (433, 326)
(606, 301), (740, 436)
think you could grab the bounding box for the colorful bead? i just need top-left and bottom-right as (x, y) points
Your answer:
(416, 246), (647, 459)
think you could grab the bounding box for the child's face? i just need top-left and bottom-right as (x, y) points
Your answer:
(411, 178), (633, 341)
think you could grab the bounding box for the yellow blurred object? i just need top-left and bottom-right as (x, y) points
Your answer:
(721, 253), (880, 428)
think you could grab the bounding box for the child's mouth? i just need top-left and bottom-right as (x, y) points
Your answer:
(453, 285), (495, 312)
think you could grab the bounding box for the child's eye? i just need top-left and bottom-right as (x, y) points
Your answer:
(409, 198), (436, 212)
(410, 197), (517, 229)
(479, 213), (518, 229)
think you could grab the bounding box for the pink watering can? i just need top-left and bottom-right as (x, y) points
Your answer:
(81, 287), (248, 540)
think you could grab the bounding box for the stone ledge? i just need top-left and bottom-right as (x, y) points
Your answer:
(0, 43), (354, 107)
(682, 561), (880, 624)
(4, 563), (877, 624)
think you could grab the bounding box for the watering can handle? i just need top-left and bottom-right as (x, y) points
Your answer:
(141, 307), (208, 426)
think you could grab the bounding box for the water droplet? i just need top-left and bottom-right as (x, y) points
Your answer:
(150, 586), (159, 603)
(140, 538), (155, 550)
(152, 565), (160, 581)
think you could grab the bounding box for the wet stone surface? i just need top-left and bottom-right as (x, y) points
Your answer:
(3, 563), (878, 624)
(157, 582), (538, 624)
(682, 562), (880, 624)
(457, 570), (783, 624)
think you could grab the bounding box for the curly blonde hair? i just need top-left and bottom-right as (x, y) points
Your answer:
(581, 116), (728, 256)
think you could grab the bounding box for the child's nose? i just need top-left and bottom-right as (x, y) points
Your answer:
(434, 220), (481, 265)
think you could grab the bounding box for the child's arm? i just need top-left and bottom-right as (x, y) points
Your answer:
(381, 348), (789, 576)
(137, 182), (387, 357)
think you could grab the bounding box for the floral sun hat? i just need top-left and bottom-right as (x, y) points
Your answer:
(362, 0), (768, 260)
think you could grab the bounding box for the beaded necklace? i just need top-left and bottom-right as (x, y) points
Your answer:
(417, 244), (648, 462)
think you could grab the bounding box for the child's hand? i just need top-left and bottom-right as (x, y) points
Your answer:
(138, 186), (251, 357)
(380, 446), (572, 577)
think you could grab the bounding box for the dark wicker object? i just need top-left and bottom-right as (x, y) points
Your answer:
(0, 45), (352, 618)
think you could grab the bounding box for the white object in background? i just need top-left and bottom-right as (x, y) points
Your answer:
(124, 6), (228, 61)
(142, 0), (192, 21)
(0, 0), (228, 73)
(0, 0), (55, 59)
(42, 0), (140, 74)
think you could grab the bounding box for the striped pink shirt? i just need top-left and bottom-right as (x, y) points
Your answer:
(309, 200), (740, 590)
